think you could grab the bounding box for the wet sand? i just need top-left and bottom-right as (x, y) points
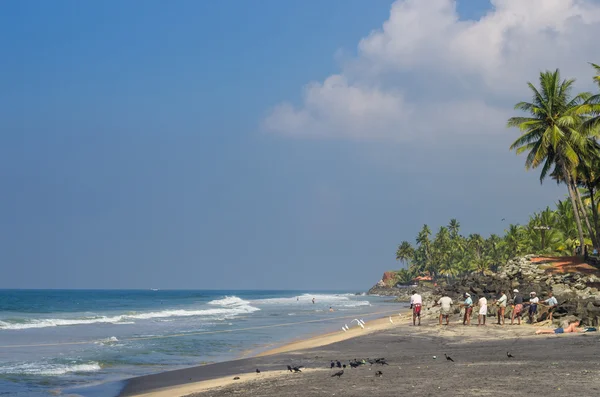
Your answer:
(119, 316), (600, 397)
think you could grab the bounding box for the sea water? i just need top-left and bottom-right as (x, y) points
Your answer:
(0, 290), (398, 396)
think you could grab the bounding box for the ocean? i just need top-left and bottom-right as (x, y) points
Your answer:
(0, 290), (399, 396)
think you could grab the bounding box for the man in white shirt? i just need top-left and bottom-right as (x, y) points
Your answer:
(495, 290), (507, 325)
(478, 295), (488, 326)
(527, 292), (539, 324)
(409, 290), (423, 326)
(434, 295), (453, 325)
(542, 292), (558, 321)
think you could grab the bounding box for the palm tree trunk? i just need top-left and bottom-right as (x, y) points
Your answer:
(589, 184), (600, 249)
(573, 181), (598, 249)
(563, 167), (586, 252)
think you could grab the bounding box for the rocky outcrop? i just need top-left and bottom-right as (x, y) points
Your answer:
(369, 256), (600, 326)
(441, 255), (600, 326)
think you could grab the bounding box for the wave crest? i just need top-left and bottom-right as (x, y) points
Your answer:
(0, 297), (259, 330)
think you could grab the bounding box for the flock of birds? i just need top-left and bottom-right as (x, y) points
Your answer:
(341, 319), (366, 332)
(237, 351), (516, 381)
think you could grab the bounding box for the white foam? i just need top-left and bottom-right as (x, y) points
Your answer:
(252, 293), (370, 307)
(0, 361), (101, 376)
(0, 297), (260, 330)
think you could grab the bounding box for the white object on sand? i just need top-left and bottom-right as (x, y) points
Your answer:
(389, 316), (394, 324)
(352, 319), (364, 329)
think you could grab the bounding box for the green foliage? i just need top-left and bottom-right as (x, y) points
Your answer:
(394, 199), (592, 279)
(392, 64), (600, 281)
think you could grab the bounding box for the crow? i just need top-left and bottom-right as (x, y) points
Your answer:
(349, 362), (360, 368)
(330, 361), (335, 369)
(292, 366), (302, 373)
(336, 361), (342, 368)
(507, 352), (514, 358)
(331, 370), (344, 378)
(233, 376), (240, 380)
(256, 369), (261, 374)
(445, 354), (454, 362)
(287, 365), (293, 372)
(501, 218), (506, 221)
(375, 370), (383, 377)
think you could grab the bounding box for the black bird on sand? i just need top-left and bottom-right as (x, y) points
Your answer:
(256, 369), (261, 374)
(375, 370), (383, 377)
(349, 361), (360, 368)
(287, 365), (293, 372)
(445, 354), (454, 362)
(233, 376), (240, 380)
(507, 352), (514, 358)
(330, 361), (335, 369)
(292, 366), (302, 373)
(331, 370), (344, 378)
(336, 361), (342, 368)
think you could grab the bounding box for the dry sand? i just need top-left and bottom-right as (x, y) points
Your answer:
(119, 314), (600, 397)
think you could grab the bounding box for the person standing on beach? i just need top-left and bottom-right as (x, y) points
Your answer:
(410, 290), (422, 326)
(527, 292), (539, 324)
(434, 294), (453, 325)
(461, 293), (473, 326)
(511, 289), (523, 325)
(542, 292), (558, 321)
(496, 290), (507, 325)
(478, 295), (487, 326)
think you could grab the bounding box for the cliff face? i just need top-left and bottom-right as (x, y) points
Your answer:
(367, 271), (405, 296)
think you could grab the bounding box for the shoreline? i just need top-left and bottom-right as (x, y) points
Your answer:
(118, 312), (408, 397)
(115, 303), (598, 397)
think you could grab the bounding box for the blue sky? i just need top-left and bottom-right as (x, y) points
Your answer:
(1, 0), (598, 289)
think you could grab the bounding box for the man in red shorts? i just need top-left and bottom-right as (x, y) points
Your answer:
(461, 293), (473, 325)
(410, 290), (422, 326)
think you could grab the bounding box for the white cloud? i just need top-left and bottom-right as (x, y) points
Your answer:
(264, 0), (600, 141)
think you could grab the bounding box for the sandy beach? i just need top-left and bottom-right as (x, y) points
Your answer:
(117, 312), (600, 397)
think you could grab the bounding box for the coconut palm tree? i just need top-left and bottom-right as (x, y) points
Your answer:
(504, 224), (526, 258)
(508, 69), (591, 250)
(579, 63), (600, 133)
(448, 219), (460, 239)
(395, 241), (414, 269)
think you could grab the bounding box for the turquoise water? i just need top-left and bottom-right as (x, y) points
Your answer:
(0, 290), (397, 396)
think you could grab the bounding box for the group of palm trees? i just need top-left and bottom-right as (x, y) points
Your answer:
(393, 63), (600, 285)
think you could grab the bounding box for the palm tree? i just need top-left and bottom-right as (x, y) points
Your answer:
(579, 63), (600, 133)
(486, 234), (505, 271)
(504, 224), (525, 258)
(508, 69), (591, 250)
(448, 219), (460, 239)
(395, 241), (414, 269)
(414, 225), (433, 276)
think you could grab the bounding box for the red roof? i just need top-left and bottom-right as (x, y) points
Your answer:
(413, 276), (433, 281)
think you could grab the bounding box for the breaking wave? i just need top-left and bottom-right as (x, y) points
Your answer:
(0, 361), (101, 376)
(0, 296), (259, 330)
(252, 293), (370, 307)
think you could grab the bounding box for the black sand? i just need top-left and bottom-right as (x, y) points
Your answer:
(120, 324), (600, 397)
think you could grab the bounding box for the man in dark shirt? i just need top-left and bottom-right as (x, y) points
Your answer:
(511, 289), (524, 325)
